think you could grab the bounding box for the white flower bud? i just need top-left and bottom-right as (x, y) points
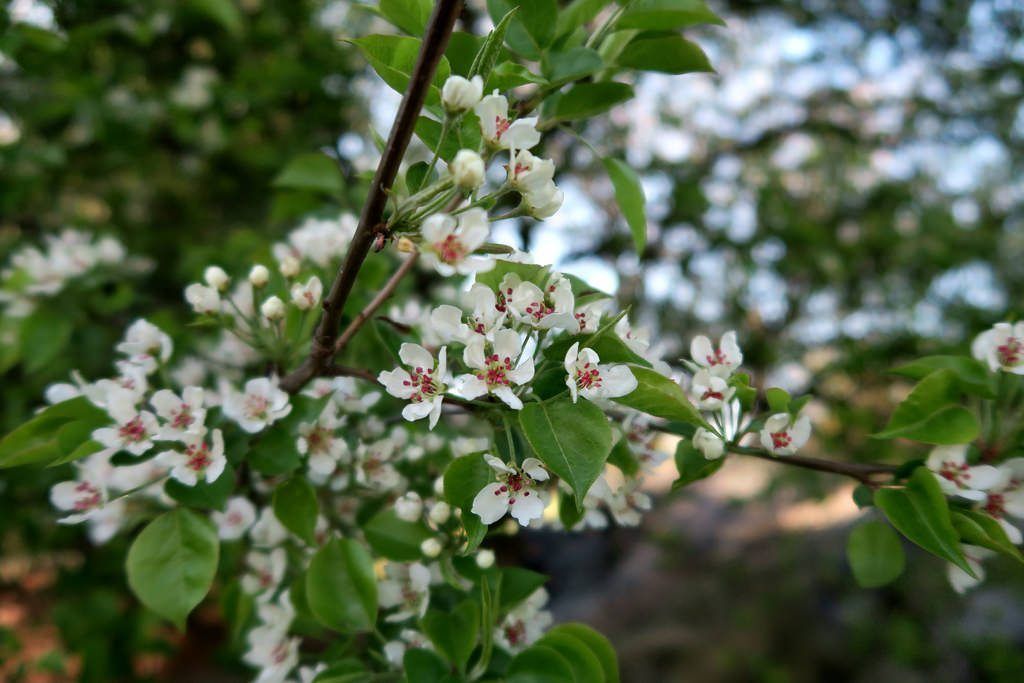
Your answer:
(441, 75), (483, 113)
(433, 476), (445, 497)
(261, 295), (285, 320)
(450, 149), (485, 190)
(290, 276), (323, 311)
(394, 492), (423, 522)
(475, 549), (496, 569)
(248, 264), (270, 287)
(428, 501), (451, 526)
(279, 255), (300, 278)
(203, 265), (230, 291)
(420, 537), (442, 558)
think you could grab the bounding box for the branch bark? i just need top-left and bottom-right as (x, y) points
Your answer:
(332, 251), (419, 354)
(280, 0), (464, 394)
(729, 444), (899, 486)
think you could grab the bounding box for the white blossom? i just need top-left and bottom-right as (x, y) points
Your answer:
(261, 295), (286, 320)
(441, 75), (483, 113)
(290, 275), (322, 311)
(92, 387), (159, 456)
(242, 548), (288, 601)
(156, 429), (227, 486)
(474, 91), (541, 150)
(495, 588), (552, 652)
(455, 329), (534, 409)
(116, 319), (173, 372)
(378, 562), (432, 622)
(223, 378), (292, 433)
(450, 148), (485, 190)
(693, 427), (726, 460)
(689, 369), (735, 411)
(151, 386), (206, 440)
(185, 282), (221, 314)
(378, 343), (450, 429)
(213, 496), (258, 540)
(471, 454), (549, 526)
(297, 403), (350, 481)
(925, 444), (1001, 501)
(420, 209), (492, 276)
(394, 491), (424, 522)
(563, 342), (637, 403)
(972, 321), (1024, 374)
(759, 413), (811, 456)
(509, 275), (575, 330)
(690, 331), (743, 377)
(203, 265), (230, 291)
(249, 264), (270, 287)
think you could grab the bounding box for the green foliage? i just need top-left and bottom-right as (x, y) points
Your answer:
(672, 439), (724, 489)
(306, 538), (378, 633)
(444, 453), (493, 551)
(545, 82), (635, 122)
(165, 464), (235, 510)
(875, 369), (980, 444)
(601, 157), (647, 253)
(616, 35), (714, 74)
(951, 509), (1024, 565)
(421, 600), (480, 673)
(0, 397), (107, 469)
(380, 0), (435, 36)
(363, 508), (433, 561)
(846, 519), (906, 587)
(874, 468), (973, 575)
(126, 509), (219, 628)
(613, 366), (708, 427)
(350, 35), (452, 105)
(891, 355), (995, 398)
(272, 476), (319, 544)
(272, 153), (345, 197)
(519, 396), (613, 502)
(616, 0), (726, 30)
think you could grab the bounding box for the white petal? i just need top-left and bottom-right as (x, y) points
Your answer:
(471, 483), (510, 524)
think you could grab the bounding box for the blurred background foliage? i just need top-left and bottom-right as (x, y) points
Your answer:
(1, 0), (1023, 681)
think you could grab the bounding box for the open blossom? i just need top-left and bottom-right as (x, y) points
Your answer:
(693, 427), (725, 460)
(116, 319), (172, 372)
(615, 316), (650, 355)
(420, 209), (492, 276)
(378, 562), (432, 622)
(563, 342), (637, 403)
(495, 588), (553, 652)
(978, 458), (1024, 544)
(509, 149), (563, 218)
(573, 300), (608, 334)
(378, 343), (450, 429)
(185, 282), (220, 313)
(471, 454), (549, 526)
(690, 331), (743, 377)
(245, 628), (299, 683)
(289, 275), (322, 310)
(509, 275), (575, 330)
(689, 369), (735, 411)
(441, 74), (483, 113)
(972, 321), (1024, 374)
(455, 329), (535, 409)
(213, 496), (257, 540)
(50, 478), (107, 525)
(475, 90), (541, 150)
(760, 413), (812, 456)
(925, 445), (1001, 501)
(251, 507), (290, 548)
(223, 378), (292, 433)
(297, 403), (350, 480)
(242, 548), (288, 601)
(353, 439), (403, 491)
(607, 480), (653, 527)
(151, 387), (206, 440)
(429, 283), (505, 343)
(384, 629), (433, 666)
(272, 214), (356, 269)
(156, 429), (226, 486)
(92, 387), (159, 456)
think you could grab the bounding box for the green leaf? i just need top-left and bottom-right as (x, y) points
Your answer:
(607, 437), (640, 477)
(421, 600), (479, 672)
(499, 567), (548, 609)
(601, 157), (646, 253)
(616, 35), (714, 74)
(846, 520), (905, 587)
(363, 508), (432, 561)
(544, 47), (603, 86)
(614, 366), (707, 428)
(874, 369), (979, 444)
(126, 509), (219, 628)
(379, 0), (433, 35)
(487, 61), (548, 90)
(616, 0), (726, 31)
(273, 476), (319, 544)
(350, 35), (451, 105)
(874, 468), (973, 575)
(555, 0), (611, 37)
(272, 152), (344, 196)
(672, 439), (723, 490)
(765, 387), (791, 413)
(444, 453), (495, 551)
(536, 630), (605, 682)
(951, 510), (1024, 565)
(165, 464), (235, 510)
(891, 355), (995, 398)
(546, 82), (634, 122)
(470, 8), (517, 80)
(519, 396), (613, 502)
(403, 648), (450, 683)
(0, 397), (108, 469)
(20, 307), (73, 373)
(247, 427), (301, 476)
(306, 538), (378, 633)
(487, 0), (558, 60)
(186, 0), (244, 35)
(548, 624), (619, 683)
(507, 645), (575, 683)
(475, 260), (550, 291)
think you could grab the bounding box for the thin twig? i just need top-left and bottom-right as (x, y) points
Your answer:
(333, 251), (419, 354)
(280, 0), (464, 394)
(729, 444), (899, 487)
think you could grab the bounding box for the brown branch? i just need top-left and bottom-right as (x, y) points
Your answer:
(279, 0), (464, 394)
(730, 445), (899, 487)
(333, 251), (419, 354)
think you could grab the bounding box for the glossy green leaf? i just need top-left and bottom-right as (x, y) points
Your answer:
(507, 645), (575, 683)
(349, 35), (451, 105)
(379, 0), (433, 36)
(891, 355), (995, 398)
(544, 47), (603, 86)
(546, 82), (634, 122)
(874, 468), (973, 575)
(444, 453), (493, 551)
(20, 306), (73, 373)
(363, 508), (432, 561)
(126, 509), (219, 628)
(486, 0), (557, 60)
(519, 396), (613, 502)
(421, 600), (479, 672)
(273, 476), (319, 544)
(616, 0), (726, 30)
(602, 157), (646, 253)
(470, 8), (517, 80)
(765, 387), (791, 413)
(165, 464), (235, 510)
(616, 35), (714, 74)
(875, 369), (979, 444)
(951, 509), (1024, 564)
(272, 152), (344, 196)
(614, 366), (707, 428)
(672, 439), (724, 490)
(536, 630), (605, 682)
(555, 0), (611, 37)
(548, 624), (619, 683)
(0, 397), (108, 469)
(846, 519), (905, 587)
(403, 648), (450, 683)
(306, 538), (378, 632)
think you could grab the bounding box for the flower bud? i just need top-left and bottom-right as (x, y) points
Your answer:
(394, 492), (423, 522)
(475, 549), (496, 569)
(279, 255), (300, 278)
(290, 275), (322, 311)
(433, 476), (445, 497)
(203, 265), (230, 291)
(396, 237), (416, 253)
(248, 264), (270, 287)
(441, 75), (483, 114)
(428, 501), (451, 526)
(450, 149), (485, 190)
(420, 537), (442, 558)
(261, 295), (285, 320)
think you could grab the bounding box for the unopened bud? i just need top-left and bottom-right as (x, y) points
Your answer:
(450, 149), (485, 191)
(279, 255), (300, 278)
(428, 501), (451, 526)
(433, 476), (445, 497)
(420, 537), (442, 558)
(441, 75), (483, 114)
(203, 265), (230, 291)
(475, 549), (496, 569)
(396, 237), (416, 253)
(394, 492), (423, 522)
(261, 295), (285, 320)
(248, 264), (270, 287)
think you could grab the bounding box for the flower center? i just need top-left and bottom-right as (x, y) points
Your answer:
(245, 394), (270, 420)
(495, 472), (532, 505)
(186, 443), (212, 471)
(701, 389), (724, 402)
(73, 482), (102, 511)
(433, 234), (467, 264)
(938, 460), (970, 487)
(118, 416), (148, 443)
(494, 115), (510, 140)
(997, 337), (1023, 367)
(306, 426), (332, 453)
(403, 366), (439, 402)
(574, 362), (602, 391)
(171, 404), (194, 429)
(985, 493), (1005, 518)
(770, 431), (792, 449)
(706, 348), (728, 366)
(477, 353), (513, 388)
(504, 620), (526, 646)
